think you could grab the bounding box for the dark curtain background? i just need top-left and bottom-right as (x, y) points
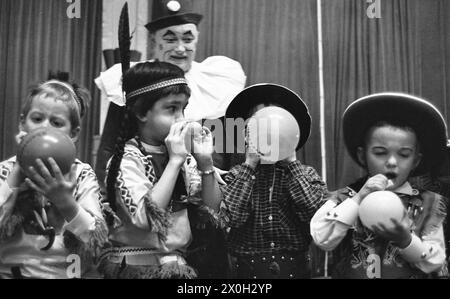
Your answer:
(0, 0), (102, 164)
(149, 0), (323, 174)
(322, 0), (450, 190)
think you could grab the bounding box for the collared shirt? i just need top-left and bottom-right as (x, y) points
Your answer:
(220, 161), (327, 257)
(310, 181), (447, 278)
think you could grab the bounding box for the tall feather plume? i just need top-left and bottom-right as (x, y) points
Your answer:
(104, 3), (132, 221)
(119, 2), (131, 82)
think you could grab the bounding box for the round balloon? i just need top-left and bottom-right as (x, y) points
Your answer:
(17, 127), (76, 175)
(246, 106), (300, 163)
(358, 191), (405, 230)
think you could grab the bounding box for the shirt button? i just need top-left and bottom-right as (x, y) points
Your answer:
(268, 215), (273, 221)
(270, 242), (275, 248)
(251, 175), (256, 180)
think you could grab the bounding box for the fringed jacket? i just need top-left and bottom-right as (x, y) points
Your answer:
(99, 139), (221, 279)
(311, 178), (448, 279)
(0, 157), (108, 279)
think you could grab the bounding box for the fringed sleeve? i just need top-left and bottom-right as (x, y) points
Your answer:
(0, 160), (23, 242)
(111, 147), (172, 243)
(63, 163), (109, 266)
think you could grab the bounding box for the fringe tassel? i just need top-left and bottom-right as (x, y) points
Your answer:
(98, 259), (197, 279)
(417, 191), (448, 236)
(144, 198), (171, 242)
(0, 214), (23, 242)
(64, 216), (110, 266)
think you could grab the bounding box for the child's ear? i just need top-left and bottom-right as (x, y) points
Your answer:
(19, 114), (25, 131)
(413, 152), (423, 169)
(70, 126), (81, 142)
(135, 114), (147, 123)
(357, 146), (366, 167)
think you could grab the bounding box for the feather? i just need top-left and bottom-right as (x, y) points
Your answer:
(118, 3), (131, 79)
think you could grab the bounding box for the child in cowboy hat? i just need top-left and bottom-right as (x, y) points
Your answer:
(220, 83), (328, 279)
(311, 92), (449, 279)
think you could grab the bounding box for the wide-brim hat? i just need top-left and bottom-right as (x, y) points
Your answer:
(225, 83), (311, 151)
(145, 0), (203, 33)
(343, 92), (448, 174)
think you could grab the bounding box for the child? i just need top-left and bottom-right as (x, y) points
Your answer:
(98, 61), (223, 279)
(220, 84), (328, 279)
(0, 80), (107, 279)
(311, 92), (448, 279)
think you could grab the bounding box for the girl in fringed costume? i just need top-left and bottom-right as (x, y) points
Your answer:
(98, 61), (223, 279)
(0, 79), (108, 279)
(311, 93), (448, 279)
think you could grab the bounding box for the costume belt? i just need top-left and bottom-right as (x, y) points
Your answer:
(230, 251), (310, 279)
(99, 247), (186, 266)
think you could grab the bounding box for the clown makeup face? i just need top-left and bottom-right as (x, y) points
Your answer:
(153, 24), (199, 73)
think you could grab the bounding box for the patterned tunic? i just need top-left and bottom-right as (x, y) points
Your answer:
(0, 157), (107, 279)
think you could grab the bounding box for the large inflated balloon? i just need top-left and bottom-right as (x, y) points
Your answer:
(358, 191), (405, 230)
(246, 106), (300, 163)
(17, 127), (76, 175)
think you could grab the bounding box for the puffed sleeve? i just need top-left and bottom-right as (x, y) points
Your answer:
(184, 56), (247, 120)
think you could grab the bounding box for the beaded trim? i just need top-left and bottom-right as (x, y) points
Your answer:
(126, 78), (188, 101)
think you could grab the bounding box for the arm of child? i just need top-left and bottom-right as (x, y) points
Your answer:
(0, 161), (23, 241)
(63, 164), (108, 248)
(310, 194), (360, 251)
(286, 161), (328, 221)
(398, 225), (446, 274)
(150, 121), (190, 210)
(192, 127), (222, 212)
(219, 163), (256, 228)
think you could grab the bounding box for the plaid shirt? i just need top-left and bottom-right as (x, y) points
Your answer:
(220, 161), (327, 257)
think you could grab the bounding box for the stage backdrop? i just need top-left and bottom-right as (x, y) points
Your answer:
(1, 0), (450, 191)
(0, 0), (102, 164)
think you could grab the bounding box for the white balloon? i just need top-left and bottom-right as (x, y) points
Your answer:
(358, 191), (405, 230)
(246, 106), (300, 163)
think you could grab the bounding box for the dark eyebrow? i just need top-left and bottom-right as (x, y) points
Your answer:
(182, 31), (194, 36)
(162, 30), (176, 37)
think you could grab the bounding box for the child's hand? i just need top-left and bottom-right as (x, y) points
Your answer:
(165, 121), (189, 166)
(358, 174), (393, 201)
(371, 210), (412, 249)
(24, 158), (77, 209)
(192, 127), (214, 171)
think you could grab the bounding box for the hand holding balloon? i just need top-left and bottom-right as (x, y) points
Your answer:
(358, 190), (411, 248)
(371, 213), (412, 249)
(17, 127), (76, 176)
(25, 158), (79, 221)
(357, 174), (392, 203)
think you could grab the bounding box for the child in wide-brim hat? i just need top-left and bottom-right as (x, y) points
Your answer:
(220, 83), (327, 279)
(311, 92), (448, 279)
